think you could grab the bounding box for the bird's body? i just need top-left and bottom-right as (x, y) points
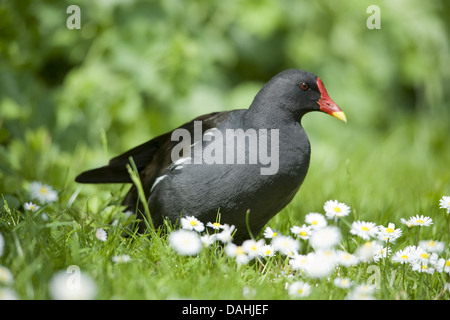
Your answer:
(76, 69), (346, 241)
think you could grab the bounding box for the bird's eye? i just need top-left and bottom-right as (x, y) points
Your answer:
(300, 82), (309, 91)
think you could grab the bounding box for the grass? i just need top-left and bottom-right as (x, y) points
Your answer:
(1, 112), (449, 300)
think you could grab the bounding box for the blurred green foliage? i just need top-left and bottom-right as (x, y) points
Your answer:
(1, 0), (449, 194)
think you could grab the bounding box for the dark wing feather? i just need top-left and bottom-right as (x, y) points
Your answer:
(75, 111), (224, 184)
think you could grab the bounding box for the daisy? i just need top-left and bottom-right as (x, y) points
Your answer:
(24, 202), (40, 212)
(290, 224), (312, 240)
(334, 277), (353, 289)
(304, 212), (327, 229)
(435, 258), (450, 274)
(391, 245), (418, 264)
(373, 246), (392, 263)
(215, 224), (235, 243)
(439, 196), (450, 213)
(0, 266), (14, 285)
(181, 216), (205, 232)
(405, 215), (433, 227)
(168, 229), (202, 256)
(350, 220), (378, 240)
(49, 270), (97, 300)
(303, 251), (336, 278)
(287, 281), (311, 298)
(95, 228), (108, 241)
(271, 235), (300, 256)
(346, 284), (376, 300)
(355, 241), (383, 262)
(418, 240), (444, 253)
(263, 226), (278, 239)
(411, 262), (435, 274)
(376, 223), (402, 243)
(400, 218), (414, 228)
(241, 239), (265, 259)
(323, 200), (350, 220)
(200, 234), (216, 247)
(224, 243), (249, 265)
(415, 248), (438, 265)
(207, 221), (225, 230)
(309, 226), (341, 250)
(29, 181), (58, 204)
(112, 255), (131, 263)
(336, 250), (359, 267)
(261, 244), (275, 257)
(289, 253), (309, 271)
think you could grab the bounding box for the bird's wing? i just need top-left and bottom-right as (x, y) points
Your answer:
(75, 111), (224, 184)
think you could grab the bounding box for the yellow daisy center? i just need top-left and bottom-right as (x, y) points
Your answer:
(361, 226), (370, 231)
(300, 231), (307, 237)
(40, 187), (48, 194)
(333, 206), (341, 213)
(190, 220), (197, 226)
(311, 220), (318, 225)
(445, 260), (450, 267)
(212, 222), (221, 228)
(401, 255), (409, 259)
(416, 219), (424, 224)
(420, 253), (429, 259)
(386, 228), (394, 233)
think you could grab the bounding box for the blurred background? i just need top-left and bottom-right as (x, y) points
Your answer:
(1, 0), (449, 211)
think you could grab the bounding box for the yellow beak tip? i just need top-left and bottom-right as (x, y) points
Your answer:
(331, 111), (347, 123)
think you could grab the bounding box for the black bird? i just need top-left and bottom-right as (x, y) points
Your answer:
(75, 69), (346, 241)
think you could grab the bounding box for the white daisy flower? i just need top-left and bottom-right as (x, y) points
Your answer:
(261, 244), (275, 257)
(95, 228), (108, 242)
(24, 202), (40, 212)
(169, 230), (202, 256)
(271, 235), (300, 256)
(336, 250), (359, 267)
(309, 226), (341, 250)
(350, 220), (377, 240)
(287, 281), (311, 298)
(373, 246), (391, 263)
(376, 223), (402, 243)
(49, 270), (97, 300)
(290, 224), (312, 240)
(0, 266), (14, 285)
(405, 215), (433, 227)
(181, 216), (205, 232)
(206, 221), (223, 230)
(439, 196), (450, 213)
(241, 239), (265, 259)
(411, 262), (435, 274)
(29, 181), (58, 204)
(112, 255), (131, 263)
(263, 227), (278, 239)
(304, 212), (327, 229)
(323, 200), (350, 220)
(200, 234), (216, 247)
(334, 277), (353, 289)
(289, 253), (309, 271)
(391, 245), (419, 264)
(303, 251), (336, 279)
(415, 248), (438, 265)
(400, 218), (414, 228)
(215, 224), (235, 243)
(435, 258), (450, 274)
(355, 241), (383, 262)
(224, 243), (250, 265)
(346, 284), (376, 300)
(418, 240), (444, 253)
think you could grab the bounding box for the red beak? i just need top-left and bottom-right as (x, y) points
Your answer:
(317, 77), (347, 123)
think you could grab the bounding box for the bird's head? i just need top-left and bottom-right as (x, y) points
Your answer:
(252, 69), (347, 123)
